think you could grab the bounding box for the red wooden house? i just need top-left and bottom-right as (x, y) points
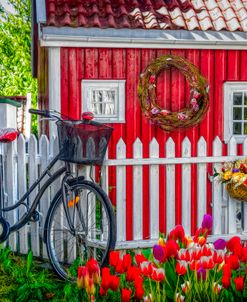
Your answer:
(33, 0), (247, 247)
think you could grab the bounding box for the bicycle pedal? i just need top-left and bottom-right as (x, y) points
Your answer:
(30, 210), (42, 222)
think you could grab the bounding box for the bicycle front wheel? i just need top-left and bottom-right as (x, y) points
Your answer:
(45, 179), (116, 280)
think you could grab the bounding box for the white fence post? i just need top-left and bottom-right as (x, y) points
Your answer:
(166, 138), (175, 234)
(228, 137), (237, 234)
(182, 137), (192, 235)
(116, 139), (126, 242)
(149, 138), (159, 239)
(197, 137), (207, 228)
(133, 138), (143, 241)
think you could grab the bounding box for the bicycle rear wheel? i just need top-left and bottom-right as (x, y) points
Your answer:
(45, 179), (116, 280)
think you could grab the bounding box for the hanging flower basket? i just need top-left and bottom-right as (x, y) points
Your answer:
(214, 159), (247, 202)
(226, 183), (247, 201)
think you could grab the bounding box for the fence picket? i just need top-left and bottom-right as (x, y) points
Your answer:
(39, 135), (50, 259)
(17, 134), (28, 254)
(228, 137), (237, 234)
(28, 135), (40, 257)
(133, 138), (143, 240)
(116, 139), (126, 242)
(6, 141), (17, 251)
(212, 137), (223, 235)
(197, 137), (207, 227)
(149, 138), (159, 239)
(182, 137), (191, 234)
(166, 138), (175, 233)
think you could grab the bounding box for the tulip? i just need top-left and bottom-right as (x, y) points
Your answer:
(143, 294), (153, 302)
(135, 285), (145, 300)
(197, 267), (206, 280)
(213, 239), (226, 250)
(166, 240), (179, 258)
(109, 275), (120, 291)
(226, 236), (242, 257)
(123, 253), (132, 271)
(109, 251), (120, 267)
(213, 282), (222, 294)
(86, 259), (100, 284)
(135, 254), (147, 266)
(121, 288), (132, 302)
(226, 254), (239, 270)
(153, 244), (165, 262)
(222, 275), (231, 288)
(99, 286), (107, 296)
(151, 268), (165, 282)
(176, 293), (185, 302)
(77, 266), (89, 289)
(101, 268), (111, 290)
(115, 259), (124, 274)
(241, 246), (247, 262)
(201, 214), (212, 230)
(234, 276), (245, 292)
(140, 261), (153, 277)
(126, 266), (140, 282)
(176, 261), (187, 276)
(181, 281), (190, 294)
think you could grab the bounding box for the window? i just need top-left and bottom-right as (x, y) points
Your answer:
(224, 82), (247, 142)
(82, 80), (125, 123)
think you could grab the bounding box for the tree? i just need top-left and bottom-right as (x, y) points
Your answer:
(0, 0), (37, 98)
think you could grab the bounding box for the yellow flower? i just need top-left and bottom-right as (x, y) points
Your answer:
(223, 171), (232, 180)
(232, 172), (245, 183)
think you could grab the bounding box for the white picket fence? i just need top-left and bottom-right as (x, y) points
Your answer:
(1, 134), (247, 258)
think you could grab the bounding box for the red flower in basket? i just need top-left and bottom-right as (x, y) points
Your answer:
(82, 112), (94, 121)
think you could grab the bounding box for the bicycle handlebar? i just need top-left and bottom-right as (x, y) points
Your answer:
(29, 109), (63, 121)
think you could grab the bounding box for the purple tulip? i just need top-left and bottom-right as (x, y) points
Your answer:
(213, 239), (226, 250)
(197, 267), (206, 280)
(232, 168), (240, 172)
(201, 214), (212, 230)
(153, 244), (164, 262)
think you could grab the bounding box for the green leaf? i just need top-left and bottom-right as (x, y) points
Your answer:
(26, 251), (33, 275)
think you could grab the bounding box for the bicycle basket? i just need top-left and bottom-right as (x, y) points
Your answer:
(56, 120), (113, 165)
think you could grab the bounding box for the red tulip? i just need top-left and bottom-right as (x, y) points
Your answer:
(123, 254), (132, 271)
(86, 258), (100, 284)
(109, 251), (120, 267)
(227, 236), (242, 257)
(222, 263), (232, 279)
(135, 286), (145, 300)
(140, 261), (153, 277)
(189, 260), (200, 271)
(101, 268), (111, 290)
(166, 240), (179, 258)
(241, 246), (247, 262)
(226, 255), (240, 270)
(135, 254), (147, 266)
(234, 276), (245, 292)
(100, 286), (107, 296)
(151, 268), (165, 282)
(109, 275), (120, 291)
(213, 251), (224, 264)
(126, 266), (140, 282)
(134, 276), (143, 289)
(200, 256), (214, 269)
(121, 288), (132, 302)
(176, 261), (187, 276)
(222, 275), (231, 288)
(115, 259), (125, 274)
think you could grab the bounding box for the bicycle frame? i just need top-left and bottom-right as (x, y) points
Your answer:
(1, 153), (67, 233)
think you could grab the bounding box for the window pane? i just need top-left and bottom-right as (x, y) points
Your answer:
(244, 123), (247, 134)
(233, 107), (242, 120)
(90, 90), (116, 115)
(244, 108), (247, 120)
(233, 92), (242, 105)
(245, 92), (247, 106)
(233, 122), (242, 134)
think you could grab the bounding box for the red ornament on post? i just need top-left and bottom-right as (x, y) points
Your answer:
(82, 112), (94, 121)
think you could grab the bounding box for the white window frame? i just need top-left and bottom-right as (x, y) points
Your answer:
(82, 80), (125, 123)
(224, 82), (247, 143)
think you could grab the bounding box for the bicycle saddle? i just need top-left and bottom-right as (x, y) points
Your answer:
(0, 128), (18, 143)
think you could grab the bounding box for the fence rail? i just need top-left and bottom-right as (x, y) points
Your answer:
(1, 134), (247, 258)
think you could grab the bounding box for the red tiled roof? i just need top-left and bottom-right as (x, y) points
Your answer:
(45, 0), (247, 32)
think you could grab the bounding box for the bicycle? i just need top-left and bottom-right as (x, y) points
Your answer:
(0, 109), (116, 280)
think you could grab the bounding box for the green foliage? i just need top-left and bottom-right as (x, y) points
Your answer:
(0, 0), (37, 97)
(0, 0), (38, 134)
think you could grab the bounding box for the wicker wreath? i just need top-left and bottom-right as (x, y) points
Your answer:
(138, 55), (209, 132)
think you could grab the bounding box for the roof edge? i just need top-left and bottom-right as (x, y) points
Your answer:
(40, 27), (247, 50)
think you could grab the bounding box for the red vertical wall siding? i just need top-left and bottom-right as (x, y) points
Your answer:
(59, 48), (247, 237)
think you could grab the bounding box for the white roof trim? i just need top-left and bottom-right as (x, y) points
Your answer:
(39, 27), (247, 50)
